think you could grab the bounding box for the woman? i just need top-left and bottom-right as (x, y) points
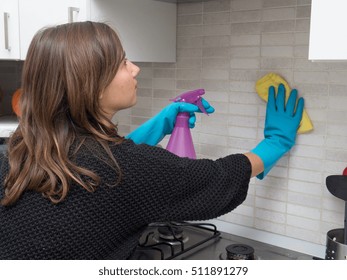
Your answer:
(0, 22), (304, 259)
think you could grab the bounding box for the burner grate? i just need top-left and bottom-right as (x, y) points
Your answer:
(134, 221), (221, 260)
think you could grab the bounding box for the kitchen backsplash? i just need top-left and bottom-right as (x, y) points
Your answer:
(1, 0), (346, 249)
(116, 0), (347, 248)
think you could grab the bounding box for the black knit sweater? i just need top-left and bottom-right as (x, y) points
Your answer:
(0, 139), (251, 259)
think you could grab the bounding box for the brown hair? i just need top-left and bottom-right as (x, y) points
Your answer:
(2, 21), (125, 206)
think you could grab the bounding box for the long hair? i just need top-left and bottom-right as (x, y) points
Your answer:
(2, 21), (126, 206)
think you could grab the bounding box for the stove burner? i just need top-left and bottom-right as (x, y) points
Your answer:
(153, 226), (189, 245)
(158, 226), (184, 240)
(133, 222), (221, 259)
(220, 244), (256, 260)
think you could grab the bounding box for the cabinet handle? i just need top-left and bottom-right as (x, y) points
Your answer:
(68, 7), (80, 23)
(3, 12), (11, 51)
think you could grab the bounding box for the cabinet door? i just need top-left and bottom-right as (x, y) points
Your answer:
(0, 1), (20, 59)
(90, 0), (176, 62)
(309, 0), (347, 60)
(19, 0), (87, 59)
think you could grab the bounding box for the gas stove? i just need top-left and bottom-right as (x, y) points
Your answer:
(129, 221), (316, 260)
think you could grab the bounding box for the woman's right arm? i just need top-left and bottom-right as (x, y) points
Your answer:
(244, 152), (264, 178)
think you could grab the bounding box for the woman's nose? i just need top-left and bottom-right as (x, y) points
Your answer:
(130, 61), (140, 77)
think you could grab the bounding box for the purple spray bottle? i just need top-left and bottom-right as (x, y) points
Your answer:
(166, 89), (208, 159)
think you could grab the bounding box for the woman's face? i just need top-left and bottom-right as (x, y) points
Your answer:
(99, 59), (140, 119)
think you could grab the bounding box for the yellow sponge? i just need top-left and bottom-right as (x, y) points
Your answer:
(255, 73), (313, 134)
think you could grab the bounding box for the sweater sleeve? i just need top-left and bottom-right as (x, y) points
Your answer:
(116, 141), (252, 223)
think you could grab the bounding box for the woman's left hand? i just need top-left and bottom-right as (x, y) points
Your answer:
(187, 98), (215, 128)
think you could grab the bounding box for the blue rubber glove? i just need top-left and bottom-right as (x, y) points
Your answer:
(251, 84), (304, 179)
(126, 98), (214, 146)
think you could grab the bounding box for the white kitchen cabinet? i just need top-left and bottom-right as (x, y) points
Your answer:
(19, 0), (87, 59)
(89, 0), (176, 62)
(1, 0), (176, 62)
(0, 1), (20, 59)
(0, 0), (87, 60)
(309, 0), (347, 60)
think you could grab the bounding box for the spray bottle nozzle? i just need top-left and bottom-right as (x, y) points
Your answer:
(170, 88), (208, 115)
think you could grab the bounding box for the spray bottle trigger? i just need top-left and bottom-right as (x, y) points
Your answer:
(196, 98), (208, 115)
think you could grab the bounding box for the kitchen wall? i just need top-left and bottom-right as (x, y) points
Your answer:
(117, 0), (347, 249)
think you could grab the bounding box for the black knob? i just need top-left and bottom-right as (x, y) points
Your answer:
(226, 244), (255, 260)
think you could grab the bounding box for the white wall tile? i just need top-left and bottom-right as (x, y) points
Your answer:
(203, 12), (230, 24)
(288, 168), (322, 183)
(204, 35), (230, 47)
(231, 10), (262, 23)
(228, 103), (258, 117)
(230, 58), (260, 69)
(177, 25), (203, 36)
(256, 185), (286, 201)
(177, 48), (203, 58)
(176, 68), (201, 80)
(322, 197), (345, 213)
(261, 20), (295, 32)
(203, 47), (230, 58)
(231, 22), (262, 35)
(321, 209), (344, 225)
(230, 46), (260, 57)
(232, 204), (254, 217)
(287, 203), (321, 220)
(287, 192), (321, 208)
(288, 156), (324, 172)
(230, 34), (261, 46)
(329, 71), (347, 84)
(287, 180), (322, 196)
(255, 208), (286, 223)
(153, 78), (176, 90)
(203, 24), (231, 36)
(255, 219), (286, 235)
(286, 226), (321, 244)
(295, 32), (310, 45)
(261, 57), (293, 69)
(296, 6), (311, 20)
(261, 46), (294, 57)
(199, 133), (228, 146)
(228, 137), (258, 151)
(229, 81), (257, 92)
(177, 36), (203, 48)
(222, 212), (254, 227)
(255, 176), (286, 189)
(228, 126), (257, 139)
(262, 7), (296, 21)
(203, 0), (230, 13)
(256, 197), (286, 212)
(176, 57), (202, 68)
(295, 19), (310, 32)
(231, 0), (263, 11)
(177, 14), (202, 25)
(262, 32), (295, 46)
(263, 0), (296, 8)
(177, 2), (203, 15)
